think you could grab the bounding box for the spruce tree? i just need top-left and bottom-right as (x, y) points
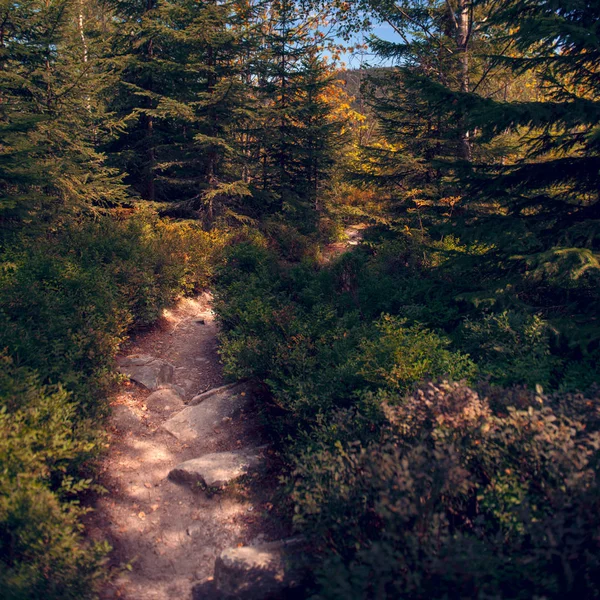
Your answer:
(252, 0), (346, 226)
(0, 0), (125, 242)
(104, 0), (259, 223)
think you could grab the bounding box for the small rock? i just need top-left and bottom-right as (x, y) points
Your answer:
(189, 382), (250, 407)
(159, 382), (187, 398)
(196, 319), (206, 325)
(186, 524), (204, 538)
(162, 383), (252, 442)
(118, 355), (175, 390)
(169, 449), (265, 488)
(111, 405), (140, 430)
(250, 534), (266, 546)
(146, 388), (185, 413)
(118, 354), (155, 367)
(214, 539), (305, 599)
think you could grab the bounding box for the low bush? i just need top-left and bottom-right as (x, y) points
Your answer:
(359, 315), (477, 393)
(215, 241), (477, 430)
(0, 213), (227, 411)
(0, 355), (109, 600)
(460, 310), (558, 389)
(0, 211), (226, 597)
(292, 382), (600, 599)
(214, 231), (600, 600)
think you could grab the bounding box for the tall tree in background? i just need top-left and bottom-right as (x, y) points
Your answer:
(252, 0), (346, 226)
(354, 0), (599, 378)
(0, 0), (125, 242)
(351, 0), (526, 202)
(461, 0), (600, 354)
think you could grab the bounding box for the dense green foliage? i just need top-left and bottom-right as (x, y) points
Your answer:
(215, 225), (600, 599)
(1, 0), (599, 595)
(0, 214), (225, 597)
(0, 357), (109, 599)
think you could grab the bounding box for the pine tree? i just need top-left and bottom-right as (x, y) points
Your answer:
(104, 0), (260, 223)
(365, 0), (599, 359)
(0, 0), (125, 243)
(250, 0), (346, 226)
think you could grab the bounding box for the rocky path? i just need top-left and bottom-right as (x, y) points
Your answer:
(90, 227), (368, 599)
(89, 294), (286, 600)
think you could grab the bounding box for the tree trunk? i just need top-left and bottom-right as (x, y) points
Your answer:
(145, 0), (156, 201)
(455, 0), (471, 161)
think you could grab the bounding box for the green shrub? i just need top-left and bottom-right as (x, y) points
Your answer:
(0, 355), (109, 600)
(0, 211), (225, 598)
(460, 310), (558, 389)
(215, 241), (477, 431)
(291, 382), (600, 600)
(0, 243), (128, 411)
(359, 314), (477, 393)
(214, 231), (600, 600)
(0, 213), (226, 411)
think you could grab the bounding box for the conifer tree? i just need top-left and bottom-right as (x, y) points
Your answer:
(0, 0), (125, 242)
(251, 0), (345, 226)
(105, 0), (260, 222)
(362, 0), (599, 360)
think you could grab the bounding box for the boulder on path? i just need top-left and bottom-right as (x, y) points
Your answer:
(162, 383), (252, 443)
(214, 539), (305, 599)
(118, 354), (175, 391)
(189, 381), (250, 406)
(145, 388), (185, 413)
(110, 404), (141, 431)
(169, 448), (265, 488)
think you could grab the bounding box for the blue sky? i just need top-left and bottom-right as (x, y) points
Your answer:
(335, 23), (399, 69)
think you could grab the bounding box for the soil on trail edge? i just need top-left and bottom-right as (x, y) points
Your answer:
(87, 293), (282, 600)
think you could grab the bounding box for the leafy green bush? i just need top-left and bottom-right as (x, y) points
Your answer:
(460, 310), (558, 389)
(291, 382), (600, 600)
(0, 213), (226, 411)
(215, 241), (476, 430)
(0, 355), (109, 600)
(214, 231), (600, 600)
(0, 211), (225, 598)
(359, 314), (477, 393)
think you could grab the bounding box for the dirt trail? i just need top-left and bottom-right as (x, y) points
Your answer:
(321, 223), (368, 263)
(90, 228), (368, 600)
(89, 293), (279, 600)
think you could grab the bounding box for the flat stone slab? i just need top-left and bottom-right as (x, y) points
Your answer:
(214, 539), (304, 599)
(145, 388), (185, 413)
(162, 383), (252, 442)
(189, 381), (250, 406)
(118, 354), (174, 390)
(169, 448), (265, 488)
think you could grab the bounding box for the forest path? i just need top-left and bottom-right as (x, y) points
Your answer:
(321, 223), (368, 263)
(89, 293), (279, 600)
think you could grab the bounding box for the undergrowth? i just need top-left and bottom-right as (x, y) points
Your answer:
(213, 223), (600, 599)
(0, 212), (227, 598)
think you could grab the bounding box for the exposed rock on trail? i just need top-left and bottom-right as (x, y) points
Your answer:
(145, 388), (185, 413)
(118, 354), (175, 391)
(169, 448), (266, 489)
(214, 538), (306, 599)
(90, 294), (285, 600)
(162, 382), (253, 443)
